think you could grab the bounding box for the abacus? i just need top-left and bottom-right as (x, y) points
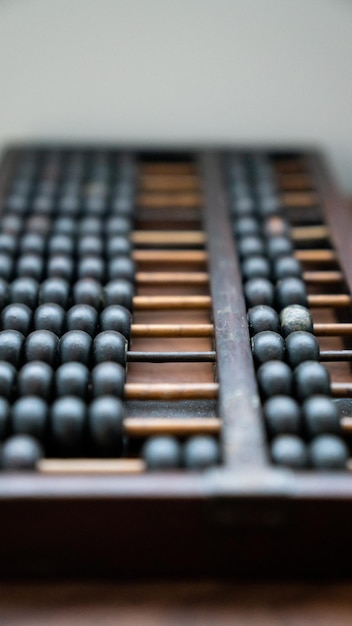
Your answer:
(0, 145), (352, 577)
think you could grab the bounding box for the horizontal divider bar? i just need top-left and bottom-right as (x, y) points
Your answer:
(136, 272), (209, 285)
(295, 249), (336, 262)
(131, 231), (206, 245)
(320, 350), (352, 362)
(124, 383), (219, 400)
(314, 323), (352, 336)
(303, 271), (343, 283)
(124, 417), (220, 436)
(131, 324), (214, 338)
(132, 250), (207, 263)
(133, 295), (211, 310)
(37, 459), (145, 474)
(127, 351), (216, 363)
(308, 294), (351, 307)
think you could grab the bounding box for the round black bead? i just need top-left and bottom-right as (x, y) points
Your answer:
(10, 277), (39, 309)
(273, 256), (302, 281)
(1, 435), (43, 471)
(143, 436), (181, 470)
(34, 303), (66, 335)
(0, 279), (9, 309)
(0, 330), (24, 367)
(271, 435), (308, 468)
(19, 233), (46, 256)
(233, 217), (260, 238)
(244, 278), (274, 308)
(16, 254), (43, 281)
(106, 237), (132, 258)
(258, 195), (280, 217)
(47, 255), (74, 282)
(51, 396), (86, 450)
(108, 257), (136, 283)
(276, 277), (308, 309)
(100, 305), (132, 339)
(0, 234), (17, 255)
(73, 279), (104, 310)
(1, 303), (32, 335)
(91, 361), (125, 397)
(25, 330), (59, 365)
(1, 215), (23, 235)
(78, 218), (103, 237)
(0, 398), (10, 439)
(309, 435), (349, 470)
(266, 236), (293, 260)
(264, 396), (301, 436)
(248, 305), (280, 336)
(77, 256), (105, 282)
(12, 396), (48, 440)
(52, 217), (76, 235)
(241, 256), (271, 281)
(105, 216), (132, 236)
(0, 253), (14, 281)
(26, 215), (51, 236)
(302, 395), (340, 438)
(89, 396), (124, 453)
(47, 234), (75, 256)
(230, 196), (255, 217)
(39, 278), (71, 309)
(183, 436), (220, 469)
(104, 279), (134, 310)
(280, 305), (313, 337)
(293, 361), (331, 400)
(251, 331), (285, 366)
(0, 361), (16, 399)
(257, 360), (292, 397)
(77, 236), (103, 257)
(17, 361), (53, 399)
(55, 362), (89, 398)
(286, 331), (319, 368)
(66, 304), (98, 336)
(59, 330), (92, 365)
(93, 331), (127, 365)
(237, 236), (265, 259)
(58, 195), (80, 216)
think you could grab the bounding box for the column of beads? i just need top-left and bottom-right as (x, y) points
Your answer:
(0, 150), (136, 469)
(226, 153), (349, 470)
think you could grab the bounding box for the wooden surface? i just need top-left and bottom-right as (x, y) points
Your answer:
(1, 581), (352, 625)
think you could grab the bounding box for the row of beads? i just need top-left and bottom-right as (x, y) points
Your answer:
(226, 154), (349, 469)
(142, 435), (220, 470)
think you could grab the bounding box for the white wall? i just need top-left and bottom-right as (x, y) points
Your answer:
(0, 0), (351, 189)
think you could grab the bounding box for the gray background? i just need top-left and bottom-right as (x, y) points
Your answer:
(0, 0), (351, 189)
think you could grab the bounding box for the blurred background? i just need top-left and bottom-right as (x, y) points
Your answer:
(0, 0), (351, 189)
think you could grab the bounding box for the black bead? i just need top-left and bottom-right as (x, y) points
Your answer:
(34, 303), (66, 335)
(16, 254), (43, 281)
(309, 435), (349, 470)
(78, 218), (103, 237)
(183, 436), (220, 469)
(271, 435), (308, 468)
(17, 361), (54, 399)
(143, 436), (181, 470)
(73, 279), (104, 310)
(100, 305), (132, 339)
(1, 304), (32, 335)
(0, 330), (24, 367)
(258, 195), (280, 217)
(12, 396), (48, 440)
(1, 214), (23, 235)
(52, 217), (76, 235)
(47, 234), (75, 256)
(233, 217), (260, 238)
(266, 236), (293, 260)
(25, 330), (59, 365)
(280, 305), (313, 337)
(273, 256), (302, 281)
(241, 256), (271, 281)
(108, 257), (136, 283)
(58, 195), (80, 216)
(0, 234), (17, 255)
(106, 237), (132, 258)
(237, 236), (265, 259)
(229, 196), (255, 217)
(0, 398), (10, 439)
(26, 215), (51, 235)
(105, 216), (132, 236)
(248, 305), (280, 336)
(293, 361), (331, 400)
(19, 233), (46, 256)
(77, 257), (105, 282)
(244, 278), (274, 308)
(104, 279), (134, 310)
(257, 360), (292, 397)
(60, 330), (92, 365)
(51, 396), (86, 450)
(264, 396), (301, 436)
(10, 277), (39, 309)
(47, 255), (74, 282)
(0, 253), (14, 281)
(39, 278), (71, 309)
(276, 277), (308, 309)
(32, 195), (54, 214)
(263, 216), (290, 238)
(66, 304), (98, 336)
(286, 331), (319, 368)
(0, 279), (9, 309)
(303, 395), (340, 438)
(251, 331), (285, 366)
(55, 362), (89, 398)
(112, 195), (134, 217)
(77, 236), (103, 257)
(93, 331), (127, 365)
(89, 396), (124, 453)
(1, 435), (43, 470)
(91, 361), (125, 397)
(5, 194), (27, 214)
(0, 361), (16, 399)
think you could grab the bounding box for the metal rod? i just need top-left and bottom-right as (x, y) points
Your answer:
(314, 323), (352, 336)
(136, 272), (209, 286)
(132, 250), (207, 263)
(308, 294), (351, 308)
(37, 459), (146, 474)
(295, 249), (336, 262)
(320, 350), (352, 362)
(137, 193), (202, 209)
(133, 295), (212, 310)
(124, 382), (219, 400)
(127, 351), (216, 363)
(281, 192), (318, 207)
(124, 417), (220, 437)
(131, 323), (214, 338)
(331, 383), (352, 398)
(303, 271), (343, 283)
(131, 231), (206, 245)
(291, 225), (329, 241)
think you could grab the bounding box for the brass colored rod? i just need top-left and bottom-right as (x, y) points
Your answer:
(133, 295), (211, 310)
(281, 192), (318, 207)
(132, 250), (208, 263)
(308, 294), (351, 308)
(37, 459), (145, 474)
(314, 323), (352, 336)
(303, 271), (343, 283)
(137, 193), (202, 209)
(124, 417), (221, 437)
(340, 418), (352, 432)
(291, 225), (329, 240)
(131, 323), (214, 338)
(331, 383), (352, 398)
(131, 231), (206, 245)
(294, 249), (336, 262)
(139, 175), (200, 191)
(124, 383), (219, 400)
(136, 272), (209, 286)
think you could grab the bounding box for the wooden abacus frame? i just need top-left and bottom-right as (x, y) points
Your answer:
(1, 146), (352, 578)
